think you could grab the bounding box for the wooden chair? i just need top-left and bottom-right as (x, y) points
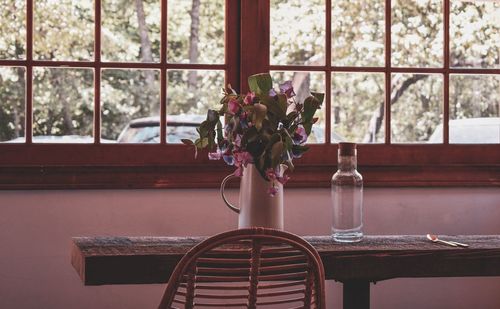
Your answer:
(158, 228), (326, 309)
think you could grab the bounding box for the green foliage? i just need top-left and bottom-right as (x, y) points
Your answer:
(0, 0), (498, 145)
(184, 73), (323, 180)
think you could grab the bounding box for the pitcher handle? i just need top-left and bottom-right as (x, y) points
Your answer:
(220, 174), (240, 214)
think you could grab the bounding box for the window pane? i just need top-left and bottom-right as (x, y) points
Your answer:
(166, 70), (223, 143)
(332, 0), (384, 67)
(332, 73), (385, 143)
(102, 0), (160, 62)
(270, 0), (325, 66)
(102, 69), (160, 143)
(33, 68), (94, 142)
(391, 0), (443, 67)
(0, 67), (25, 142)
(34, 0), (94, 61)
(167, 0), (225, 64)
(391, 74), (443, 143)
(270, 71), (325, 143)
(448, 75), (499, 144)
(0, 0), (26, 59)
(451, 0), (500, 68)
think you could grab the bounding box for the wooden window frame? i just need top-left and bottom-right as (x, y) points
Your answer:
(0, 0), (498, 189)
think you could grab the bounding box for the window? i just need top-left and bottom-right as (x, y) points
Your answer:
(0, 0), (498, 188)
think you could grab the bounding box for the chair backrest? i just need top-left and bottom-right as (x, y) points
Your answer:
(158, 228), (326, 309)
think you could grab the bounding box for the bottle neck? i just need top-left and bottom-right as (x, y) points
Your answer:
(338, 155), (357, 171)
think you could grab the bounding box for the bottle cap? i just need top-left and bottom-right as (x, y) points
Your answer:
(338, 142), (356, 156)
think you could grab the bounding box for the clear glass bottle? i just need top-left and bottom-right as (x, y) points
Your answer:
(331, 142), (363, 242)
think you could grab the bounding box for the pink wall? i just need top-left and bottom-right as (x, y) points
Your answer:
(0, 187), (499, 308)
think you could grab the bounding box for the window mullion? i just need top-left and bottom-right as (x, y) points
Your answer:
(443, 0), (450, 145)
(385, 0), (392, 145)
(26, 0), (33, 144)
(325, 0), (332, 144)
(225, 0), (241, 92)
(94, 0), (102, 144)
(240, 0), (270, 92)
(161, 0), (168, 144)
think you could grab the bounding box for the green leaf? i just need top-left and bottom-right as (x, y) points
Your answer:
(216, 119), (223, 145)
(277, 94), (288, 115)
(302, 95), (322, 125)
(181, 139), (194, 146)
(262, 97), (286, 119)
(248, 73), (273, 96)
(271, 141), (284, 167)
(303, 122), (313, 136)
(195, 137), (209, 149)
(252, 103), (267, 131)
(311, 92), (325, 105)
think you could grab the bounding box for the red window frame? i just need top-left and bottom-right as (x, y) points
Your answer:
(0, 0), (498, 189)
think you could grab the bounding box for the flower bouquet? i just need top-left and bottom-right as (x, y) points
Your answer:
(182, 73), (323, 195)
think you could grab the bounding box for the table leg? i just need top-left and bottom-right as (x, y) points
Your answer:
(343, 280), (370, 309)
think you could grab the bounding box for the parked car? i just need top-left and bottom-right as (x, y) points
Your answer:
(4, 135), (115, 143)
(428, 117), (500, 144)
(117, 114), (335, 144)
(117, 114), (205, 143)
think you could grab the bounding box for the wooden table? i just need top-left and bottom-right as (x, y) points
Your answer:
(71, 235), (500, 309)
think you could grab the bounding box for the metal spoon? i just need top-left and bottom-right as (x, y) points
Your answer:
(427, 234), (469, 247)
(426, 234), (458, 247)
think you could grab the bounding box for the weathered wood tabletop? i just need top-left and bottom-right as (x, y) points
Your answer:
(71, 235), (500, 309)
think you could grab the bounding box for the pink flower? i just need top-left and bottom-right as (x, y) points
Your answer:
(293, 126), (308, 144)
(228, 98), (240, 115)
(234, 151), (253, 167)
(266, 168), (277, 180)
(233, 166), (244, 177)
(277, 174), (290, 185)
(267, 186), (278, 197)
(233, 134), (242, 148)
(279, 81), (296, 98)
(208, 150), (222, 160)
(244, 92), (255, 105)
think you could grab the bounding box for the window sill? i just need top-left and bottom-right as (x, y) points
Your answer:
(0, 144), (498, 189)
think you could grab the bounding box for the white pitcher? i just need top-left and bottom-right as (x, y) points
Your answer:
(220, 164), (284, 230)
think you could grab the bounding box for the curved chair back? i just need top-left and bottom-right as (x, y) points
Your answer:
(159, 228), (326, 309)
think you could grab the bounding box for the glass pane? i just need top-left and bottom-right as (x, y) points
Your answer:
(34, 0), (94, 61)
(270, 0), (325, 66)
(167, 0), (224, 64)
(33, 68), (94, 142)
(0, 67), (25, 142)
(332, 0), (384, 67)
(166, 70), (224, 143)
(102, 69), (160, 143)
(391, 0), (443, 67)
(0, 0), (26, 59)
(451, 0), (500, 68)
(332, 73), (385, 143)
(391, 74), (443, 143)
(271, 71), (326, 143)
(448, 75), (500, 144)
(102, 0), (160, 62)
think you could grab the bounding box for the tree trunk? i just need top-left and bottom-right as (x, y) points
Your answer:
(14, 67), (25, 138)
(53, 70), (75, 135)
(363, 75), (427, 142)
(135, 0), (157, 114)
(186, 0), (201, 113)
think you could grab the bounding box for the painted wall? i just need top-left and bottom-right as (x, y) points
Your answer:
(0, 187), (499, 308)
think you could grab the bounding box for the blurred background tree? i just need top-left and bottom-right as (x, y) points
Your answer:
(0, 0), (498, 142)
